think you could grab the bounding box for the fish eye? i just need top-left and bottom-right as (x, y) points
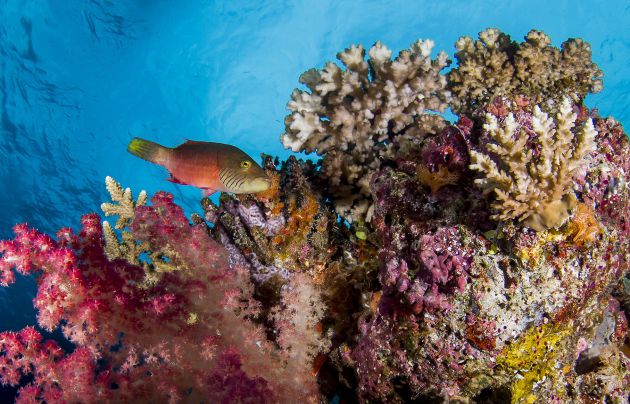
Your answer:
(240, 160), (252, 169)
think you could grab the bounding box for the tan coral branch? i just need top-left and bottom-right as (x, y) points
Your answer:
(469, 97), (597, 231)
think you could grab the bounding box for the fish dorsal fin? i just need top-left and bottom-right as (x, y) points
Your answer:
(183, 139), (206, 145)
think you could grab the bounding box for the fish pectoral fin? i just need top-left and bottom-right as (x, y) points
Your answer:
(166, 174), (185, 185)
(201, 188), (216, 198)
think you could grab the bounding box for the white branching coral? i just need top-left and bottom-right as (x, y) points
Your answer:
(469, 97), (597, 231)
(282, 39), (451, 222)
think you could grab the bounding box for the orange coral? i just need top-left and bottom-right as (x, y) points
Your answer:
(255, 171), (284, 215)
(370, 291), (382, 315)
(567, 203), (602, 245)
(256, 168), (320, 244)
(266, 191), (324, 275)
(466, 325), (496, 351)
(417, 165), (460, 194)
(272, 192), (319, 246)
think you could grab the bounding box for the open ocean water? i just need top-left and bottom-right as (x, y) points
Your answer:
(0, 0), (628, 366)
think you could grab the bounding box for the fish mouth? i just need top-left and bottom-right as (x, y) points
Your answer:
(243, 176), (271, 193)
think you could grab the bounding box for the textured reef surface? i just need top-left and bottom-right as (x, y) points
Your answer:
(1, 29), (629, 403)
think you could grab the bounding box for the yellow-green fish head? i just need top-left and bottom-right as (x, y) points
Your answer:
(218, 148), (271, 194)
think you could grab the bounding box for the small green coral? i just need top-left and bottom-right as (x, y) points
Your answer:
(101, 176), (149, 264)
(101, 175), (147, 229)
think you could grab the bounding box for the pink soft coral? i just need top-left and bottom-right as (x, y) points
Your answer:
(0, 192), (320, 403)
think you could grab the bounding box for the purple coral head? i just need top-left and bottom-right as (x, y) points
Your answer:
(396, 276), (410, 293)
(409, 227), (471, 313)
(422, 284), (453, 312)
(406, 280), (428, 306)
(419, 247), (449, 285)
(380, 252), (409, 287)
(418, 228), (469, 288)
(420, 126), (469, 173)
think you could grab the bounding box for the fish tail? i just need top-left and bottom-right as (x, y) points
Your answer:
(127, 137), (169, 165)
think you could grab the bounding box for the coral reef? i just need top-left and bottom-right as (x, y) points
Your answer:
(281, 38), (450, 222)
(205, 156), (375, 357)
(448, 28), (603, 114)
(206, 156), (338, 284)
(336, 125), (628, 401)
(1, 28), (629, 403)
(469, 97), (597, 230)
(0, 182), (327, 403)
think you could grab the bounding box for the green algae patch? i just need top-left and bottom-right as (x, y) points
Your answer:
(497, 321), (571, 403)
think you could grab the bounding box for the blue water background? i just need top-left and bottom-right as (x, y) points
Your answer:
(1, 1), (628, 331)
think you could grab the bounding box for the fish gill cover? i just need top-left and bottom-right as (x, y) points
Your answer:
(1, 3), (630, 404)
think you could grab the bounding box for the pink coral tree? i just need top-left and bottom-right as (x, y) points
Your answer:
(0, 191), (321, 403)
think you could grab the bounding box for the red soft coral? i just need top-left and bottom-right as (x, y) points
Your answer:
(0, 192), (320, 403)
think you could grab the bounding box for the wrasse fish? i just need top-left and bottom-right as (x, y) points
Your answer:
(127, 137), (271, 197)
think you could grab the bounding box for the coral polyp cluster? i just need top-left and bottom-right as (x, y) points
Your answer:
(1, 28), (629, 403)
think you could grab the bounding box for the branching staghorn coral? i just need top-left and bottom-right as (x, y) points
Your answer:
(281, 39), (450, 222)
(101, 175), (147, 229)
(469, 97), (597, 230)
(448, 28), (603, 114)
(101, 176), (149, 265)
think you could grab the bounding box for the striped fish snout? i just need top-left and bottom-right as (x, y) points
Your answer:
(219, 169), (271, 193)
